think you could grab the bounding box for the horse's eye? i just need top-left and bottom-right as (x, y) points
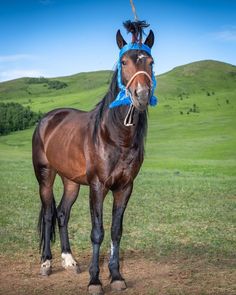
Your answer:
(121, 60), (127, 66)
(149, 61), (154, 67)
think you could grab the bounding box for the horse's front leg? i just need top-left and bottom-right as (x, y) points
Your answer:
(57, 177), (80, 273)
(109, 183), (133, 291)
(88, 182), (108, 295)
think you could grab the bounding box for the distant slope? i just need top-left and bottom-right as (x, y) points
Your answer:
(157, 60), (236, 98)
(0, 70), (113, 112)
(0, 60), (235, 109)
(0, 70), (112, 100)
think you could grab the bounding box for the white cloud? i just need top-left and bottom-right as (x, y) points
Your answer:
(0, 69), (44, 82)
(0, 54), (37, 63)
(211, 27), (236, 42)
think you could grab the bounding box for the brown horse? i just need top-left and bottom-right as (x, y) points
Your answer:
(32, 23), (155, 294)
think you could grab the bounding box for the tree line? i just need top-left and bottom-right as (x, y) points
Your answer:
(0, 102), (43, 135)
(27, 77), (68, 90)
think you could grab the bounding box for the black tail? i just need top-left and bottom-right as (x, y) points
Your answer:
(38, 198), (57, 252)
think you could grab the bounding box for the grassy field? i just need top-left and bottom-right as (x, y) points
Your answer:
(0, 60), (236, 294)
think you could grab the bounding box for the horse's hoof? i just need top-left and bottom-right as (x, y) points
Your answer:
(40, 265), (52, 276)
(40, 260), (52, 276)
(111, 280), (127, 291)
(88, 284), (104, 295)
(64, 264), (80, 274)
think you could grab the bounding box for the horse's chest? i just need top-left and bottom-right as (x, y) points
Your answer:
(100, 148), (142, 188)
(116, 152), (135, 172)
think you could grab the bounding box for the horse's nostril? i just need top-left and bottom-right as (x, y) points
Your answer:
(136, 88), (149, 100)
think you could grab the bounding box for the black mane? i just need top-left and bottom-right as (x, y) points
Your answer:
(93, 69), (147, 149)
(93, 70), (119, 139)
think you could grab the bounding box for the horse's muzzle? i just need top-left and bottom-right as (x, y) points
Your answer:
(132, 85), (150, 111)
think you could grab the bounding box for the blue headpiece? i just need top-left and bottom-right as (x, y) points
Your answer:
(109, 43), (158, 109)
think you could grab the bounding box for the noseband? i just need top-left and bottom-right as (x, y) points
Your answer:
(126, 70), (152, 90)
(125, 70), (152, 98)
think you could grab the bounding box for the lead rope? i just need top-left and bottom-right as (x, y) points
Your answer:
(124, 104), (135, 126)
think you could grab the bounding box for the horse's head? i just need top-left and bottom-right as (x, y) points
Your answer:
(116, 29), (155, 112)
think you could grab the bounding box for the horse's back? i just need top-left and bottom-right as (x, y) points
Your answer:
(35, 108), (85, 140)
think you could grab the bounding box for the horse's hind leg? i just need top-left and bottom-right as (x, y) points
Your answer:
(33, 130), (57, 275)
(57, 177), (80, 273)
(36, 164), (57, 276)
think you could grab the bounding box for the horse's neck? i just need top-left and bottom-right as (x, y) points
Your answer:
(102, 105), (143, 148)
(96, 74), (146, 148)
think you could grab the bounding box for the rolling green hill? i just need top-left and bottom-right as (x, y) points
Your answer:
(158, 60), (236, 97)
(0, 70), (112, 112)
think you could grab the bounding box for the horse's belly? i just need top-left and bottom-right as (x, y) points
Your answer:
(46, 139), (88, 185)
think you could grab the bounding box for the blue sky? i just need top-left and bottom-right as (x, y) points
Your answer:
(0, 0), (236, 81)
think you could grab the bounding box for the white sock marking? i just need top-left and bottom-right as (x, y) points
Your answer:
(110, 242), (115, 258)
(61, 253), (77, 268)
(41, 259), (51, 268)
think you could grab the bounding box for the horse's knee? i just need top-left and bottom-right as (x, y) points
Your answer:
(91, 226), (104, 245)
(57, 209), (66, 227)
(44, 215), (53, 225)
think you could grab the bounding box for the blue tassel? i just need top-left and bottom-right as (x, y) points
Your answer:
(109, 90), (131, 108)
(150, 96), (158, 106)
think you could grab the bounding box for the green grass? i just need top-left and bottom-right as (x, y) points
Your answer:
(0, 60), (236, 265)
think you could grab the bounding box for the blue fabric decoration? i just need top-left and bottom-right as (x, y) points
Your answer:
(109, 43), (158, 109)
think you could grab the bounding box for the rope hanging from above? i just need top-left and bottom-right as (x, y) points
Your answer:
(130, 0), (138, 22)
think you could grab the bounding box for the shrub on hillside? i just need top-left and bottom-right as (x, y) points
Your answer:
(47, 80), (68, 90)
(27, 77), (68, 90)
(187, 103), (200, 114)
(0, 102), (43, 135)
(27, 77), (49, 84)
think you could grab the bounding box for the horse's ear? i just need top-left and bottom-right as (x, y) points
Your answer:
(116, 30), (127, 49)
(144, 30), (154, 48)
